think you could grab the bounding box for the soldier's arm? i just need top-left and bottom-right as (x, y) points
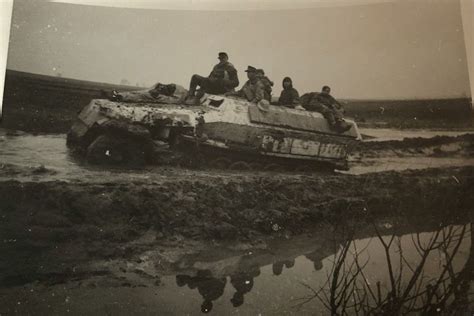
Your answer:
(292, 89), (301, 106)
(227, 66), (239, 88)
(329, 95), (343, 109)
(303, 93), (322, 111)
(225, 84), (244, 97)
(209, 64), (218, 78)
(277, 90), (285, 105)
(266, 77), (274, 87)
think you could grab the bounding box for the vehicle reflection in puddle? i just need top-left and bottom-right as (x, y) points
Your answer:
(2, 223), (471, 315)
(163, 224), (473, 315)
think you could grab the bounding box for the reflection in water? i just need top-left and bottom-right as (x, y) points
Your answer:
(171, 222), (472, 314)
(304, 252), (324, 272)
(229, 264), (260, 307)
(176, 270), (226, 313)
(176, 255), (263, 312)
(295, 223), (473, 315)
(0, 221), (471, 314)
(272, 260), (295, 276)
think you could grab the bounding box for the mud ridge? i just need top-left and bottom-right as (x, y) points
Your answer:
(356, 133), (474, 151)
(0, 167), (472, 284)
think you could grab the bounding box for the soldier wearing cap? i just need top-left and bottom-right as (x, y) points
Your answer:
(187, 52), (239, 99)
(226, 66), (267, 104)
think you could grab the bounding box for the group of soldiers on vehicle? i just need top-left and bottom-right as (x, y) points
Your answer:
(106, 51), (351, 133)
(185, 51), (351, 132)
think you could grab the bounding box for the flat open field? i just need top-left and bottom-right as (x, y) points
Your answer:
(1, 69), (473, 133)
(344, 97), (473, 128)
(1, 70), (138, 133)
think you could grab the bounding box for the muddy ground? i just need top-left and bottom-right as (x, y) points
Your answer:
(0, 162), (473, 314)
(1, 131), (473, 314)
(1, 131), (473, 292)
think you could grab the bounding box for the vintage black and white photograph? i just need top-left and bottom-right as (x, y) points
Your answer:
(0, 0), (473, 314)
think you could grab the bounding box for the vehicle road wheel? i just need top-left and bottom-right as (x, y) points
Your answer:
(86, 134), (147, 166)
(210, 157), (231, 169)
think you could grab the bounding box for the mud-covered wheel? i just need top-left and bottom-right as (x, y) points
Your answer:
(210, 157), (231, 169)
(189, 152), (205, 169)
(86, 134), (148, 166)
(229, 161), (251, 170)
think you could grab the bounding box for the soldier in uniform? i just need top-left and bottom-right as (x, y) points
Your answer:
(278, 76), (300, 108)
(256, 69), (274, 102)
(301, 85), (352, 133)
(187, 52), (239, 99)
(105, 82), (188, 104)
(226, 66), (268, 105)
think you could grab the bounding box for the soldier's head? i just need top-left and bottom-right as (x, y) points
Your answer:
(245, 66), (258, 80)
(282, 77), (293, 89)
(314, 260), (323, 271)
(256, 69), (265, 78)
(218, 52), (228, 63)
(321, 85), (331, 95)
(154, 83), (176, 96)
(231, 292), (244, 307)
(201, 300), (213, 313)
(272, 262), (284, 276)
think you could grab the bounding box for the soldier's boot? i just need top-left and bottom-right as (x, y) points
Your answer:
(324, 111), (351, 133)
(184, 97), (198, 106)
(195, 89), (205, 99)
(188, 74), (201, 98)
(110, 90), (122, 102)
(334, 119), (352, 133)
(184, 89), (199, 105)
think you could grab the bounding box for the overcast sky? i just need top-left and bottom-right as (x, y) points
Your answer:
(5, 0), (471, 99)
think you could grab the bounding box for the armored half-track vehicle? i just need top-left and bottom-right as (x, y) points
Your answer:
(66, 95), (361, 171)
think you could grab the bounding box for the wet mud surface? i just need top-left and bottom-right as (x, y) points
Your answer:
(0, 128), (473, 314)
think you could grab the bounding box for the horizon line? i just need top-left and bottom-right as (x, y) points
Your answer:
(5, 68), (472, 101)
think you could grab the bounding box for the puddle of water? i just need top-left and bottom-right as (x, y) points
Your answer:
(1, 224), (472, 315)
(0, 129), (197, 182)
(1, 128), (474, 180)
(0, 132), (75, 170)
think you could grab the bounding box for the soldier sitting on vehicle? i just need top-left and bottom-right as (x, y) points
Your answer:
(278, 76), (300, 108)
(300, 85), (352, 133)
(225, 66), (269, 107)
(256, 69), (273, 102)
(104, 82), (188, 104)
(186, 52), (239, 102)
